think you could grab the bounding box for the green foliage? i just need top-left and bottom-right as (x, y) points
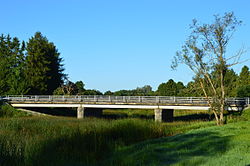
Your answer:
(0, 32), (65, 96)
(25, 32), (65, 94)
(236, 66), (250, 97)
(237, 85), (250, 97)
(224, 69), (238, 97)
(178, 81), (203, 97)
(104, 90), (114, 95)
(75, 81), (85, 94)
(110, 85), (154, 96)
(0, 104), (28, 118)
(134, 85), (154, 96)
(241, 108), (250, 120)
(0, 117), (168, 166)
(238, 65), (250, 87)
(53, 81), (78, 95)
(0, 35), (28, 95)
(53, 80), (102, 95)
(82, 89), (103, 95)
(173, 12), (243, 125)
(157, 79), (185, 96)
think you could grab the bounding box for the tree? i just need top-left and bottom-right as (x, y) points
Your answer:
(75, 81), (85, 94)
(0, 34), (28, 95)
(0, 34), (14, 95)
(176, 81), (186, 96)
(113, 90), (133, 96)
(25, 32), (65, 94)
(223, 69), (238, 97)
(157, 79), (177, 96)
(238, 66), (250, 87)
(82, 89), (102, 95)
(179, 81), (203, 97)
(134, 85), (154, 96)
(104, 90), (114, 95)
(237, 85), (250, 97)
(236, 66), (250, 97)
(172, 12), (244, 125)
(53, 81), (78, 95)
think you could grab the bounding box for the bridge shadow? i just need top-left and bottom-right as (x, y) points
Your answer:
(21, 108), (213, 122)
(103, 110), (212, 122)
(21, 107), (77, 117)
(104, 130), (230, 166)
(174, 113), (212, 121)
(102, 114), (154, 120)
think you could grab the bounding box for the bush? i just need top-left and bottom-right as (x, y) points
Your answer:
(0, 104), (28, 118)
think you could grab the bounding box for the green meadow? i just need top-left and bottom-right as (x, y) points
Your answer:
(0, 103), (250, 166)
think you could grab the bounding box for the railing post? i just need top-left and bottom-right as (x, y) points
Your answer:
(35, 96), (38, 102)
(123, 96), (126, 103)
(49, 96), (52, 101)
(174, 96), (176, 103)
(156, 96), (159, 103)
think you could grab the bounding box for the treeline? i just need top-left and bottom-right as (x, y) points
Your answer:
(59, 66), (250, 97)
(0, 33), (249, 97)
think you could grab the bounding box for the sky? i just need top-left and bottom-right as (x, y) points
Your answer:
(1, 0), (250, 92)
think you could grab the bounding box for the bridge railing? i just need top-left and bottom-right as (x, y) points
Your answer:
(3, 95), (248, 106)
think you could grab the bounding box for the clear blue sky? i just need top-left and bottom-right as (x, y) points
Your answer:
(1, 0), (250, 92)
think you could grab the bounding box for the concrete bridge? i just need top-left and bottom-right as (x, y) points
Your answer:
(2, 95), (249, 122)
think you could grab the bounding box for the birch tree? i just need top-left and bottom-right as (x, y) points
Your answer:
(172, 12), (245, 125)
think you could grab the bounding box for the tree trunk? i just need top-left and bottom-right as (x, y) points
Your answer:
(213, 111), (220, 126)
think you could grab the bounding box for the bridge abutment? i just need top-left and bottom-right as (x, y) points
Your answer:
(154, 109), (173, 122)
(77, 107), (103, 119)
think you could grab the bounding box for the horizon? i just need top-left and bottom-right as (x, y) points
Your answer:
(1, 0), (250, 92)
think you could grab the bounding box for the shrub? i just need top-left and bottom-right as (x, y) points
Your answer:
(0, 104), (28, 118)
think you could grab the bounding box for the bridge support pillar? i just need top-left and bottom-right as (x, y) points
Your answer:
(77, 107), (84, 119)
(154, 109), (173, 122)
(77, 107), (103, 119)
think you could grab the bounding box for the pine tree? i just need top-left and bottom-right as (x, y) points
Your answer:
(238, 66), (250, 87)
(0, 34), (10, 95)
(7, 39), (29, 95)
(236, 66), (250, 97)
(25, 32), (65, 94)
(0, 34), (28, 95)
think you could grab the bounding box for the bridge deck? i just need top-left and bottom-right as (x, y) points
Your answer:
(3, 95), (248, 110)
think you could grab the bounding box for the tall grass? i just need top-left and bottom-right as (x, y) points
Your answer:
(0, 106), (217, 165)
(0, 117), (169, 166)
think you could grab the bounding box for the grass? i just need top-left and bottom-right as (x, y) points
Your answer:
(102, 108), (250, 166)
(0, 117), (171, 166)
(1, 104), (248, 166)
(0, 114), (214, 166)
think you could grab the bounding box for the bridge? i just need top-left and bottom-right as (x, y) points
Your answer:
(2, 95), (249, 122)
